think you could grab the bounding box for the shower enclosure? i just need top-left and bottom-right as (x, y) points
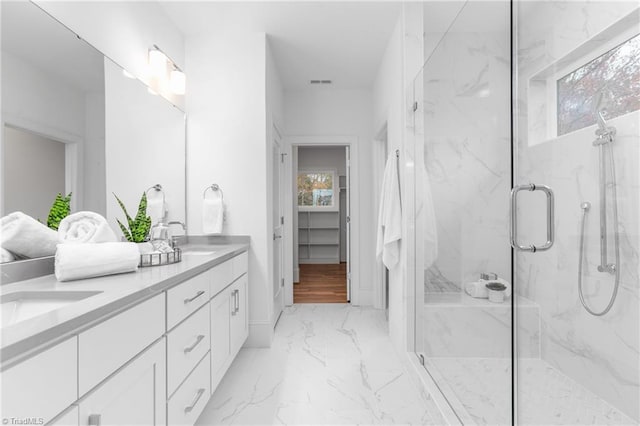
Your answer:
(412, 1), (640, 424)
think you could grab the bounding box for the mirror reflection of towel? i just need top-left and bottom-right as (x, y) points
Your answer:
(203, 198), (224, 234)
(147, 190), (166, 225)
(0, 211), (58, 258)
(376, 155), (402, 269)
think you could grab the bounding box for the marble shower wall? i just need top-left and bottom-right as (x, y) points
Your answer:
(422, 1), (511, 292)
(515, 1), (640, 420)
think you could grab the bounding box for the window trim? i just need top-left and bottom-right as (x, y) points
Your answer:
(297, 168), (339, 212)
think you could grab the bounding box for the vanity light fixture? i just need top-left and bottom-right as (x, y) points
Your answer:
(148, 47), (168, 77)
(148, 45), (186, 95)
(169, 66), (186, 95)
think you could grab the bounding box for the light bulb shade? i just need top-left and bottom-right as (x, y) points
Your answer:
(170, 69), (186, 95)
(148, 49), (167, 77)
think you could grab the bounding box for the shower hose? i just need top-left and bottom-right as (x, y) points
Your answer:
(578, 141), (621, 316)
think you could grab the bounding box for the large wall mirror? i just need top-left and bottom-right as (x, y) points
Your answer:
(1, 1), (186, 266)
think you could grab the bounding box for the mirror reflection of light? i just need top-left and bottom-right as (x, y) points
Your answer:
(148, 48), (167, 77)
(170, 69), (186, 95)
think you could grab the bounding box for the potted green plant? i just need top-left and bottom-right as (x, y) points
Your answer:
(113, 192), (152, 243)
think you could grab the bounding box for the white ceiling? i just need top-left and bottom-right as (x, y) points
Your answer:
(1, 1), (104, 93)
(160, 1), (402, 90)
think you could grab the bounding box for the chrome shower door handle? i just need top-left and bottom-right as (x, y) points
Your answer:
(510, 183), (555, 252)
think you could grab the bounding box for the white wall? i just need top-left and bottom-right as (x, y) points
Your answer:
(298, 147), (346, 175)
(186, 31), (273, 346)
(34, 1), (185, 110)
(371, 3), (425, 350)
(372, 16), (404, 348)
(285, 88), (374, 305)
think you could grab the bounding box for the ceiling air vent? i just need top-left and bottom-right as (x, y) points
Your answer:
(310, 80), (332, 85)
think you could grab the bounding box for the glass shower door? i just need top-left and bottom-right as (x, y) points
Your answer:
(513, 2), (640, 424)
(413, 1), (513, 424)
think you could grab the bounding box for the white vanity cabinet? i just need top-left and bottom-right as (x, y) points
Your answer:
(78, 339), (166, 426)
(1, 248), (249, 426)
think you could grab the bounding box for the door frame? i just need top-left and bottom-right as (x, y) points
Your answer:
(271, 124), (285, 327)
(283, 135), (359, 306)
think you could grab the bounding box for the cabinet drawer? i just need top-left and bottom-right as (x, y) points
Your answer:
(210, 259), (233, 298)
(167, 304), (210, 396)
(168, 352), (211, 426)
(1, 337), (77, 423)
(167, 270), (210, 330)
(232, 251), (248, 281)
(79, 294), (165, 396)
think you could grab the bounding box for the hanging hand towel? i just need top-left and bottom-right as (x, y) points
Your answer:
(420, 159), (438, 269)
(376, 154), (402, 269)
(58, 211), (117, 244)
(203, 197), (224, 234)
(146, 190), (166, 225)
(55, 242), (139, 282)
(1, 212), (58, 258)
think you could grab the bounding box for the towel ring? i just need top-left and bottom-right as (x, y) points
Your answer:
(146, 184), (165, 204)
(203, 184), (224, 201)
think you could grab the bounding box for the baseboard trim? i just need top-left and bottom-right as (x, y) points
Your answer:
(245, 320), (272, 348)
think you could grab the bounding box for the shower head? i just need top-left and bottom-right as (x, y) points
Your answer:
(593, 89), (610, 131)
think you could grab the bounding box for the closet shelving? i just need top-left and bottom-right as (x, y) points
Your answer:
(298, 211), (340, 263)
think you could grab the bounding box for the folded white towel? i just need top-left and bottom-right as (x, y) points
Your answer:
(147, 191), (166, 225)
(203, 197), (224, 234)
(55, 242), (139, 282)
(1, 247), (16, 263)
(465, 278), (512, 298)
(58, 211), (117, 244)
(465, 281), (488, 298)
(1, 212), (58, 258)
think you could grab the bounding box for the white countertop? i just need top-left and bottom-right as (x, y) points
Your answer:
(1, 242), (248, 364)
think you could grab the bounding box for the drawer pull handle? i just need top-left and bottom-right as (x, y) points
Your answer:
(184, 334), (205, 353)
(184, 388), (206, 413)
(184, 290), (205, 304)
(88, 414), (102, 426)
(231, 289), (238, 316)
(235, 289), (240, 313)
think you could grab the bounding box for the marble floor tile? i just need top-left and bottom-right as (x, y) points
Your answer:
(196, 304), (443, 426)
(430, 357), (636, 426)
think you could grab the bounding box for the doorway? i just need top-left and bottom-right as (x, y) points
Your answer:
(293, 145), (350, 303)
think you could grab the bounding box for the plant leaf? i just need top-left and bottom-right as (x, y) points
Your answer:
(113, 193), (134, 230)
(116, 218), (132, 242)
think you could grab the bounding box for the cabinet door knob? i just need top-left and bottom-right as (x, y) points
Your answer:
(88, 414), (102, 426)
(184, 388), (206, 413)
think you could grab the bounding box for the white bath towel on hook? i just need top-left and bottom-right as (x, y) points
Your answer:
(376, 154), (402, 269)
(203, 187), (224, 234)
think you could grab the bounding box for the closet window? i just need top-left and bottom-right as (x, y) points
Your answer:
(297, 171), (337, 210)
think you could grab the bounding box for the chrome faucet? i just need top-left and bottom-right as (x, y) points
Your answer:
(167, 221), (187, 248)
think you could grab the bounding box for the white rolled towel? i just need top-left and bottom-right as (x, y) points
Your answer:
(1, 247), (16, 263)
(58, 211), (117, 244)
(1, 212), (58, 258)
(55, 242), (139, 282)
(203, 197), (224, 234)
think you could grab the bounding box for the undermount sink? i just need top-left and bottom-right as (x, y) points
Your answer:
(1, 290), (103, 327)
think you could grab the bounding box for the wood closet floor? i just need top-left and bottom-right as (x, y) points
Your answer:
(294, 263), (347, 303)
